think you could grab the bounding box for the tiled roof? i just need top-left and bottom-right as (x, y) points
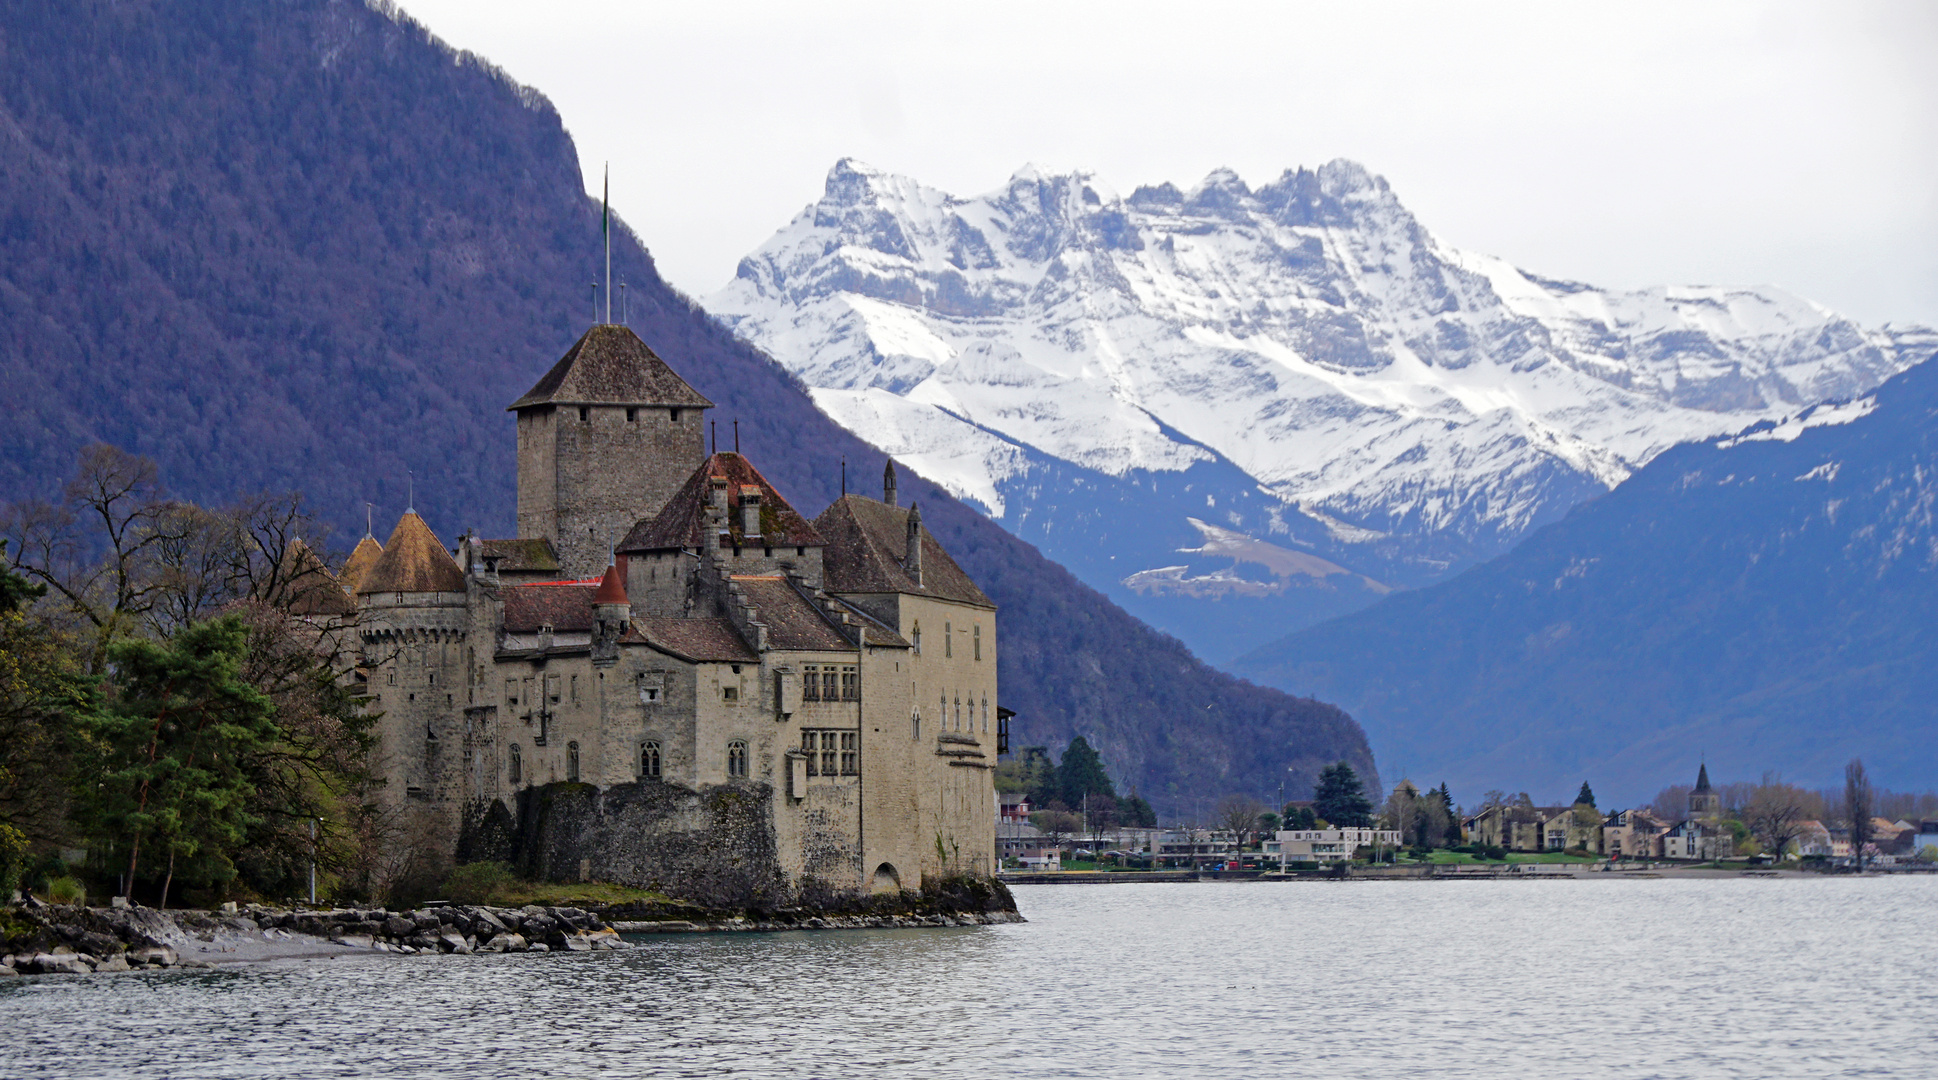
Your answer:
(593, 562), (628, 605)
(730, 575), (853, 652)
(813, 495), (993, 609)
(825, 594), (912, 649)
(276, 539), (354, 615)
(629, 617), (759, 664)
(508, 325), (713, 410)
(501, 581), (598, 632)
(617, 453), (823, 553)
(339, 535), (383, 594)
(479, 538), (560, 573)
(358, 512), (466, 594)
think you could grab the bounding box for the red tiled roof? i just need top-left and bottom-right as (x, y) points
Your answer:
(813, 495), (993, 609)
(509, 325), (713, 410)
(593, 562), (628, 605)
(502, 582), (597, 632)
(339, 535), (383, 594)
(628, 617), (758, 664)
(730, 575), (854, 652)
(617, 452), (823, 553)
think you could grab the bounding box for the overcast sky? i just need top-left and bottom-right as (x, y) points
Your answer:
(396, 0), (1936, 327)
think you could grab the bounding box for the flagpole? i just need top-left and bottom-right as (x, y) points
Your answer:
(603, 163), (611, 326)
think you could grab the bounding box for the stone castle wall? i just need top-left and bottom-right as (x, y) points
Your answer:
(517, 403), (704, 579)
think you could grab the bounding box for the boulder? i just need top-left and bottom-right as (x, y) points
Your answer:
(526, 942), (549, 953)
(28, 953), (94, 975)
(406, 933), (440, 951)
(331, 934), (374, 949)
(411, 911), (441, 931)
(587, 929), (622, 950)
(0, 965), (16, 976)
(131, 946), (179, 967)
(555, 933), (593, 953)
(437, 932), (471, 955)
(384, 916), (415, 938)
(469, 908), (508, 935)
(95, 954), (132, 973)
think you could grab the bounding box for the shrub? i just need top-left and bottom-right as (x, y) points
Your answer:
(441, 861), (518, 906)
(45, 875), (85, 905)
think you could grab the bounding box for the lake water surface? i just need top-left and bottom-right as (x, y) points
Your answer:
(5, 877), (1934, 1078)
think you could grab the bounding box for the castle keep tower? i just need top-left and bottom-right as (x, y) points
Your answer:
(510, 325), (713, 579)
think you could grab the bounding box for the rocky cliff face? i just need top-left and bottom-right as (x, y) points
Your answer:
(709, 159), (1928, 660)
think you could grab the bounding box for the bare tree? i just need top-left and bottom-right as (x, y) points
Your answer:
(1030, 808), (1081, 854)
(1846, 759), (1875, 871)
(1, 444), (187, 671)
(1651, 785), (1694, 822)
(1742, 775), (1813, 860)
(1217, 795), (1267, 850)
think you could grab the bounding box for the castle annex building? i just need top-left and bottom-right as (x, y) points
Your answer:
(348, 326), (999, 898)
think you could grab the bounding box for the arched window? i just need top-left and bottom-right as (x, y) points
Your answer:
(974, 623), (982, 661)
(509, 744), (522, 786)
(954, 695), (962, 730)
(912, 710), (920, 741)
(640, 741), (661, 779)
(939, 694), (947, 730)
(945, 621), (952, 658)
(911, 623), (922, 655)
(567, 740), (580, 782)
(728, 740), (748, 778)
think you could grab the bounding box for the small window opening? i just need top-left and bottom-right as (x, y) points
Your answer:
(974, 624), (982, 661)
(728, 740), (748, 778)
(796, 546), (805, 556)
(945, 621), (952, 658)
(626, 407), (637, 422)
(670, 408), (681, 422)
(723, 685), (739, 703)
(509, 744), (522, 785)
(641, 741), (661, 778)
(578, 406), (590, 423)
(567, 740), (580, 782)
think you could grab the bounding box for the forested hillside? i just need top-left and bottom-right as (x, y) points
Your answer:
(1235, 337), (1938, 803)
(0, 0), (1372, 807)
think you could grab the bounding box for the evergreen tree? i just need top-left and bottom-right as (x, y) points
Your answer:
(1282, 804), (1318, 830)
(1312, 763), (1373, 827)
(1119, 792), (1158, 828)
(1435, 783), (1461, 844)
(1055, 736), (1116, 809)
(73, 614), (280, 906)
(1576, 781), (1596, 808)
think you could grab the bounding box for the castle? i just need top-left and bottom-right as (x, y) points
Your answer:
(339, 325), (1000, 900)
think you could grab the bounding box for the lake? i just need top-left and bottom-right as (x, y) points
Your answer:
(5, 877), (1933, 1078)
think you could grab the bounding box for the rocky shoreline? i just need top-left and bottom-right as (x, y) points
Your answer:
(1, 889), (1024, 977)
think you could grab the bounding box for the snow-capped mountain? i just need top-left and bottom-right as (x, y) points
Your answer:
(706, 158), (1930, 662)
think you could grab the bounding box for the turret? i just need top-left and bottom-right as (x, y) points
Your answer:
(883, 459), (898, 507)
(592, 559), (629, 663)
(904, 502), (923, 586)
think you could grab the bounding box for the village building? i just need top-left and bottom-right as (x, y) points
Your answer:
(347, 325), (1000, 898)
(1266, 827), (1401, 866)
(1602, 808), (1669, 859)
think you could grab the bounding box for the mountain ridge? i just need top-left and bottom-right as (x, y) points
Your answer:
(708, 157), (1927, 661)
(0, 0), (1374, 809)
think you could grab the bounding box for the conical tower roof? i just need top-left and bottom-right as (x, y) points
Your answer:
(1694, 763), (1712, 792)
(508, 325), (714, 410)
(339, 534), (384, 594)
(276, 538), (355, 615)
(593, 560), (628, 605)
(358, 512), (465, 594)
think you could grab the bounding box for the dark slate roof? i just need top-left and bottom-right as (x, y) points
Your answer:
(480, 538), (561, 573)
(731, 576), (854, 652)
(501, 582), (598, 632)
(629, 617), (759, 664)
(813, 495), (994, 609)
(617, 453), (824, 553)
(1694, 764), (1712, 792)
(359, 512), (466, 594)
(508, 325), (714, 410)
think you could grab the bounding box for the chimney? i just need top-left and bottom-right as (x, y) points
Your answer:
(706, 475), (729, 554)
(904, 502), (923, 586)
(739, 485), (762, 541)
(883, 459), (898, 507)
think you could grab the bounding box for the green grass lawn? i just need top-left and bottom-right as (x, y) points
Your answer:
(1413, 850), (1602, 865)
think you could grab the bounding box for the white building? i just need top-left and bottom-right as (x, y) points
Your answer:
(1266, 828), (1401, 866)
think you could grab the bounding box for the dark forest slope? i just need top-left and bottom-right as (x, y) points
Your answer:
(1235, 337), (1938, 804)
(0, 0), (1372, 809)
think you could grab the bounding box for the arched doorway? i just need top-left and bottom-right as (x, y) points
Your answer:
(870, 862), (901, 895)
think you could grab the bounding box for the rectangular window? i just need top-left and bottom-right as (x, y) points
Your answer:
(570, 674), (578, 706)
(626, 407), (637, 422)
(841, 732), (858, 776)
(802, 665), (821, 702)
(945, 621), (952, 658)
(820, 731), (837, 777)
(545, 674), (561, 704)
(822, 669), (839, 702)
(974, 624), (982, 661)
(802, 729), (819, 775)
(723, 685), (739, 703)
(840, 666), (859, 701)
